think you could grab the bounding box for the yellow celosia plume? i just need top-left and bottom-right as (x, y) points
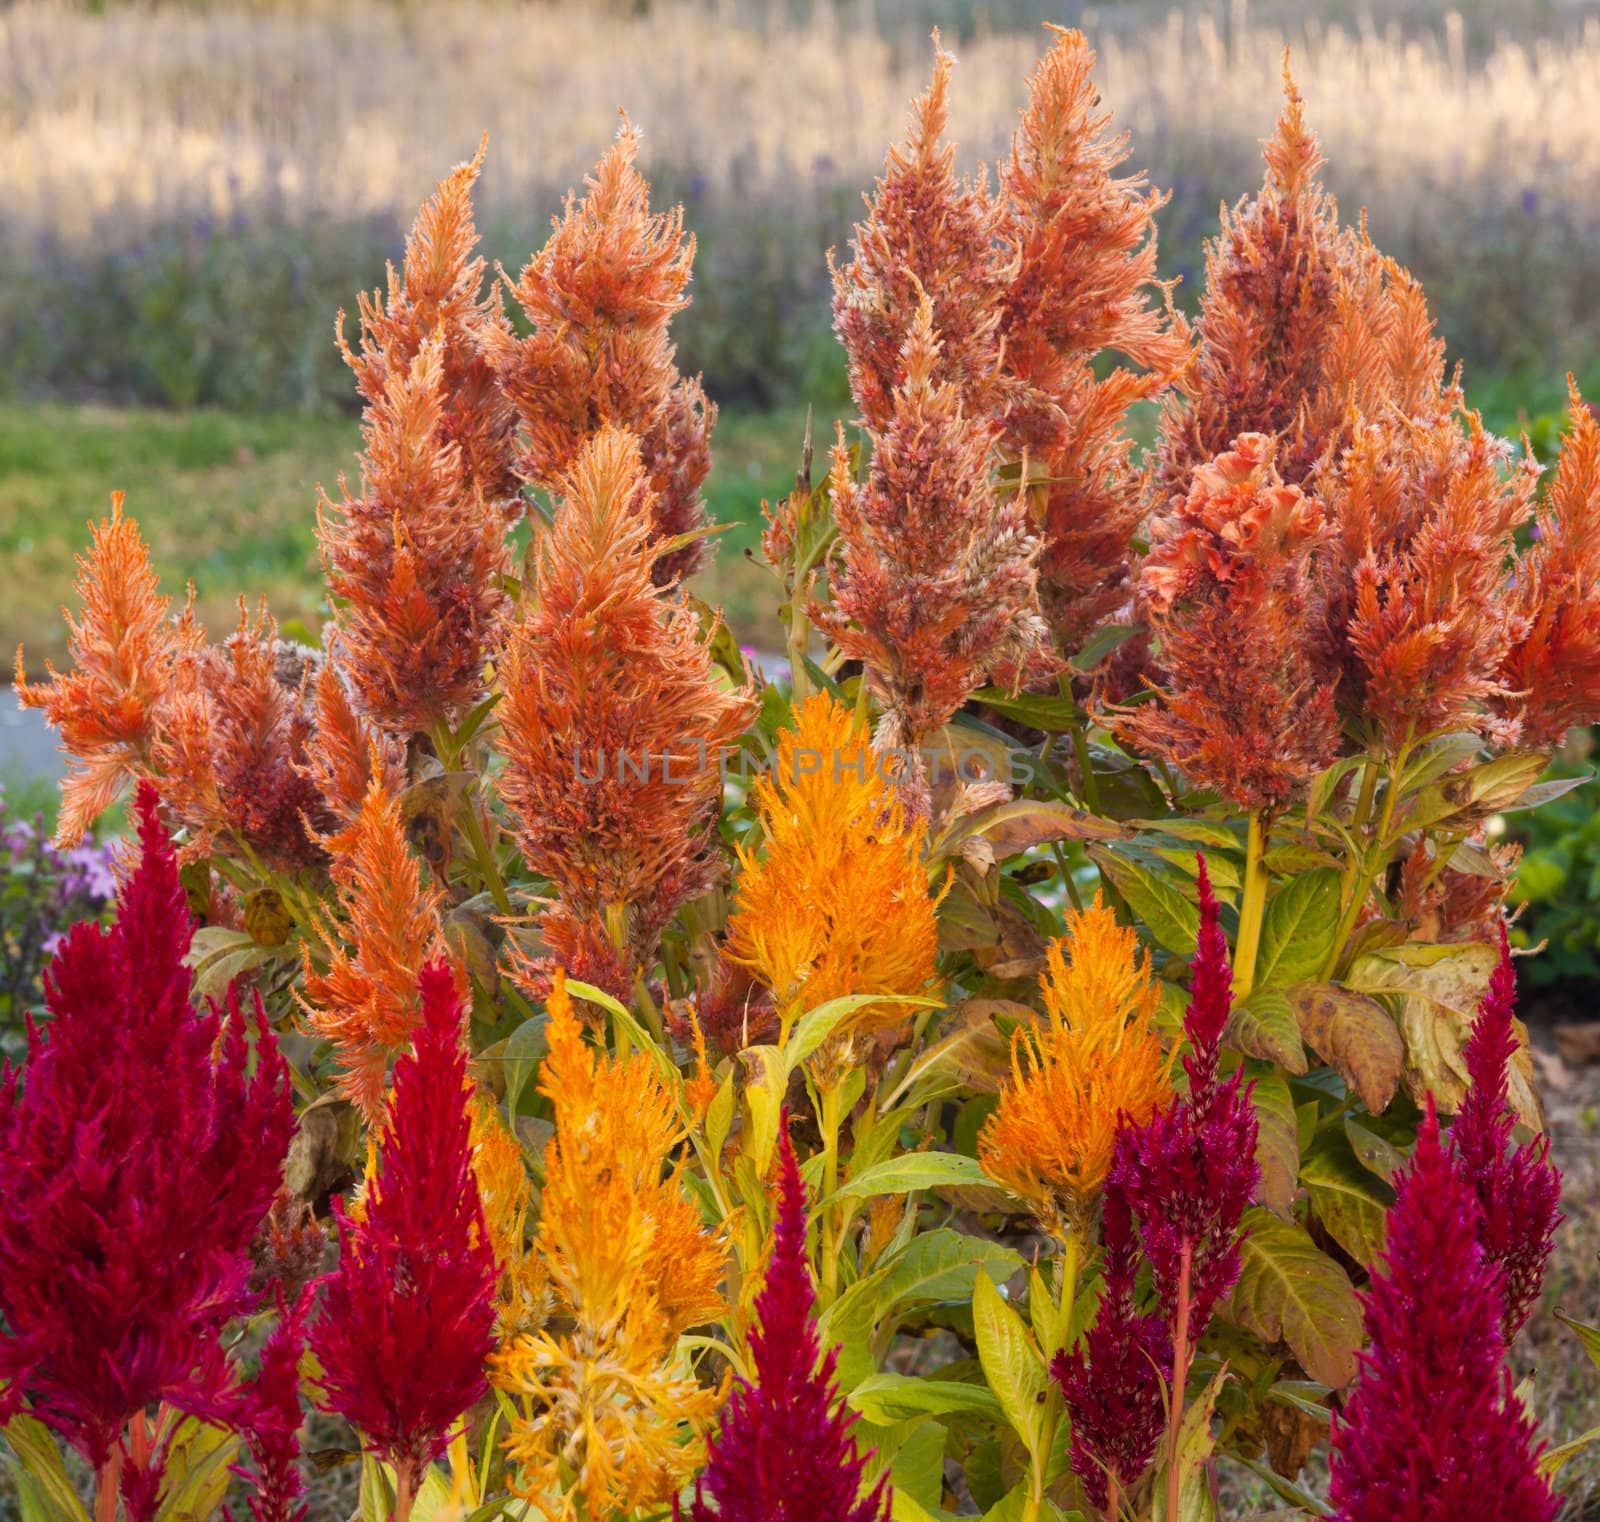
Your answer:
(726, 693), (943, 1041)
(979, 895), (1174, 1236)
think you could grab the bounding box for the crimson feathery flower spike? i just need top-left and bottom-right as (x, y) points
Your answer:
(0, 781), (294, 1493)
(680, 1114), (890, 1522)
(1450, 925), (1562, 1341)
(1328, 1099), (1557, 1522)
(309, 958), (497, 1497)
(231, 1287), (311, 1522)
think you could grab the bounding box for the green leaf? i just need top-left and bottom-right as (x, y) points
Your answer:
(1088, 847), (1200, 954)
(873, 1229), (1024, 1314)
(1229, 991), (1308, 1074)
(972, 1272), (1049, 1460)
(1282, 983), (1404, 1114)
(1151, 1367), (1226, 1522)
(1557, 1312), (1600, 1376)
(789, 994), (937, 1070)
(1, 1415), (92, 1522)
(824, 1151), (993, 1207)
(1539, 1424), (1600, 1480)
(1342, 1115), (1408, 1184)
(1069, 621), (1138, 673)
(1300, 1130), (1393, 1265)
(153, 1417), (240, 1521)
(1227, 1208), (1362, 1389)
(1249, 1064), (1301, 1218)
(1129, 818), (1242, 851)
(1255, 870), (1341, 990)
(500, 1009), (549, 1116)
(849, 1373), (1004, 1424)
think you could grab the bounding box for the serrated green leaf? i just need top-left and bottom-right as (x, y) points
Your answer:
(972, 1273), (1049, 1459)
(1255, 870), (1341, 990)
(1227, 1208), (1362, 1389)
(1088, 847), (1200, 954)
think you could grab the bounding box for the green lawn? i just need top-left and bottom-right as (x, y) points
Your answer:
(1, 403), (811, 676)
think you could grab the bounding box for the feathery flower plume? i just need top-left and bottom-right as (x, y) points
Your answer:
(310, 960), (497, 1503)
(996, 26), (1191, 649)
(1327, 1102), (1557, 1522)
(301, 659), (408, 853)
(488, 122), (714, 582)
(337, 137), (519, 515)
(1052, 1187), (1170, 1512)
(0, 783), (293, 1475)
(497, 428), (754, 999)
(231, 1287), (311, 1522)
(496, 972), (725, 1516)
(14, 495), (200, 845)
(470, 1094), (550, 1346)
(979, 893), (1173, 1237)
(299, 774), (454, 1121)
(725, 693), (941, 1041)
(1112, 434), (1337, 813)
(679, 1119), (890, 1522)
(1450, 929), (1562, 1340)
(319, 331), (509, 734)
(832, 34), (1008, 429)
(1155, 64), (1362, 495)
(817, 296), (1048, 755)
(1113, 859), (1257, 1338)
(154, 606), (334, 872)
(1496, 379), (1600, 747)
(1316, 403), (1536, 747)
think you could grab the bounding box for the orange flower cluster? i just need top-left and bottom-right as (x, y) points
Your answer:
(1113, 434), (1337, 812)
(300, 775), (456, 1120)
(302, 662), (409, 854)
(496, 428), (754, 998)
(996, 28), (1191, 649)
(488, 123), (715, 585)
(726, 694), (941, 1041)
(496, 972), (724, 1516)
(979, 894), (1173, 1237)
(1496, 383), (1600, 748)
(15, 496), (199, 846)
(469, 1095), (549, 1345)
(819, 296), (1048, 751)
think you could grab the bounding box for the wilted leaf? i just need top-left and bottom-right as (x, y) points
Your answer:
(1227, 1209), (1362, 1388)
(1283, 983), (1403, 1114)
(1229, 992), (1308, 1074)
(947, 798), (1125, 861)
(1402, 751), (1547, 835)
(1248, 1065), (1300, 1218)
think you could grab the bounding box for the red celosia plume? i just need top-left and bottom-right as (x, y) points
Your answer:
(0, 782), (293, 1478)
(231, 1287), (311, 1522)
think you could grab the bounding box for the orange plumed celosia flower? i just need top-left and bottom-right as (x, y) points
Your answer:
(338, 136), (520, 516)
(469, 1094), (551, 1347)
(153, 605), (335, 872)
(980, 894), (1173, 1236)
(995, 27), (1192, 651)
(486, 122), (715, 585)
(1315, 404), (1537, 749)
(832, 33), (1010, 431)
(1111, 433), (1338, 812)
(318, 330), (509, 735)
(496, 427), (755, 1000)
(495, 972), (725, 1517)
(1494, 381), (1600, 748)
(302, 659), (408, 855)
(726, 693), (942, 1041)
(817, 295), (1049, 756)
(299, 774), (455, 1121)
(14, 494), (200, 845)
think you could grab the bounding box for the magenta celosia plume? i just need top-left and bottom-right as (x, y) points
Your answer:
(1111, 856), (1258, 1333)
(1449, 926), (1562, 1340)
(309, 958), (497, 1483)
(1328, 1100), (1557, 1522)
(0, 781), (293, 1482)
(680, 1117), (889, 1522)
(231, 1287), (311, 1522)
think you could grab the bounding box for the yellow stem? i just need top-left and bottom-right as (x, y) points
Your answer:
(819, 1077), (844, 1302)
(1231, 810), (1271, 1004)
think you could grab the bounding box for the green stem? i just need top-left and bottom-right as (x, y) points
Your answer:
(1319, 736), (1414, 982)
(458, 792), (512, 916)
(819, 1077), (845, 1302)
(1024, 1232), (1082, 1522)
(1231, 810), (1271, 1004)
(787, 581), (812, 704)
(1069, 701), (1101, 815)
(1165, 1239), (1195, 1522)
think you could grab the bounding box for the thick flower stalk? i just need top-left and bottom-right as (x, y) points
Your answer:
(1112, 434), (1337, 813)
(979, 893), (1173, 1237)
(831, 35), (1008, 430)
(0, 782), (293, 1482)
(487, 122), (714, 583)
(14, 495), (201, 845)
(231, 1287), (311, 1522)
(496, 427), (754, 999)
(1496, 379), (1600, 747)
(680, 1121), (890, 1522)
(725, 693), (942, 1041)
(299, 774), (455, 1122)
(1051, 1188), (1170, 1513)
(496, 972), (726, 1517)
(996, 26), (1191, 650)
(1449, 929), (1562, 1340)
(310, 959), (498, 1508)
(817, 296), (1049, 757)
(1327, 1101), (1557, 1522)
